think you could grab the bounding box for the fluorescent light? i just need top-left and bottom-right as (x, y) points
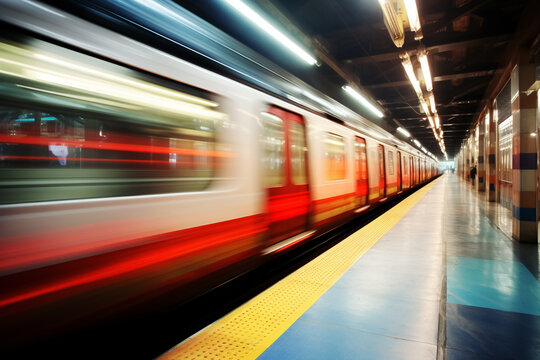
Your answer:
(377, 0), (405, 48)
(427, 116), (434, 128)
(413, 139), (421, 147)
(418, 52), (432, 91)
(401, 53), (422, 95)
(421, 147), (427, 153)
(433, 127), (439, 140)
(421, 100), (430, 115)
(429, 93), (436, 113)
(224, 0), (317, 65)
(397, 127), (411, 137)
(531, 132), (537, 137)
(403, 0), (421, 32)
(435, 114), (440, 129)
(342, 85), (384, 118)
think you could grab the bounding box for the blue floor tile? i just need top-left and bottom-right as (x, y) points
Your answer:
(446, 303), (540, 360)
(447, 256), (540, 315)
(298, 286), (440, 344)
(334, 264), (442, 302)
(446, 347), (496, 360)
(257, 319), (437, 360)
(446, 241), (515, 262)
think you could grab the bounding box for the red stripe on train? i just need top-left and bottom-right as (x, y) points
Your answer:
(267, 192), (309, 222)
(0, 215), (265, 307)
(0, 134), (235, 158)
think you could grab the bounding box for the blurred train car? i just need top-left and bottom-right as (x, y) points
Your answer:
(0, 0), (438, 346)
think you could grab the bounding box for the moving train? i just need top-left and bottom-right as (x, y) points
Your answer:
(0, 0), (438, 346)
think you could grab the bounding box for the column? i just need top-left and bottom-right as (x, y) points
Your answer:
(478, 116), (486, 191)
(465, 137), (471, 181)
(487, 103), (497, 201)
(511, 60), (538, 243)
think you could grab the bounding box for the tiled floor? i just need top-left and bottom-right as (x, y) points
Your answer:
(258, 174), (540, 359)
(444, 176), (540, 359)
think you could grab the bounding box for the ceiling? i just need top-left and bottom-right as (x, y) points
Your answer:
(178, 0), (538, 159)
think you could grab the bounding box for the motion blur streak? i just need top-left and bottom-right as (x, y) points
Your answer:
(0, 134), (235, 158)
(267, 192), (310, 222)
(0, 216), (266, 307)
(1, 156), (219, 166)
(0, 42), (225, 121)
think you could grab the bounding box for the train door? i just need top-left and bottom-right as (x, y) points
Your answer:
(378, 144), (386, 198)
(402, 154), (407, 188)
(410, 157), (415, 186)
(261, 107), (310, 244)
(396, 151), (402, 191)
(355, 137), (368, 207)
(416, 159), (422, 184)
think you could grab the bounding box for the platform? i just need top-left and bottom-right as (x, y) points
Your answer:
(159, 174), (540, 360)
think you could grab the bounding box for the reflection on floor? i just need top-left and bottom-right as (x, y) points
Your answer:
(445, 175), (540, 359)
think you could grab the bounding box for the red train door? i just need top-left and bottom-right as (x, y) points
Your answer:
(396, 151), (402, 191)
(262, 107), (310, 246)
(378, 144), (386, 198)
(355, 137), (368, 207)
(410, 157), (414, 186)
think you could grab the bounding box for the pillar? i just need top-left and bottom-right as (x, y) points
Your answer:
(486, 103), (497, 201)
(478, 117), (486, 191)
(465, 137), (471, 181)
(511, 59), (538, 243)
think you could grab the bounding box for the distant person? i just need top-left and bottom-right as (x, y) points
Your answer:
(470, 165), (477, 185)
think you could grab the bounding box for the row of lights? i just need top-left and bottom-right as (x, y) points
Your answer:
(377, 0), (447, 161)
(224, 0), (384, 119)
(396, 126), (438, 161)
(401, 50), (447, 160)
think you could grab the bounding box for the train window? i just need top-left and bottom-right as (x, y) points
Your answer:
(0, 39), (231, 204)
(387, 150), (394, 175)
(289, 120), (307, 185)
(261, 112), (285, 187)
(325, 133), (346, 180)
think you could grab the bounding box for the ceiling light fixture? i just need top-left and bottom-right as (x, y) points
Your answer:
(400, 53), (422, 95)
(413, 139), (421, 147)
(429, 93), (436, 113)
(377, 0), (405, 48)
(342, 85), (384, 118)
(397, 127), (411, 137)
(427, 115), (434, 128)
(421, 100), (430, 115)
(224, 0), (317, 65)
(435, 114), (440, 129)
(403, 0), (422, 36)
(418, 50), (432, 91)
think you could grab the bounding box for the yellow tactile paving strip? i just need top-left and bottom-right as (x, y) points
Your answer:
(159, 179), (439, 360)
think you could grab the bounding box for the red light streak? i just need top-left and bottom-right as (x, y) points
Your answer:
(0, 134), (235, 158)
(267, 192), (309, 222)
(0, 216), (265, 307)
(1, 155), (219, 166)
